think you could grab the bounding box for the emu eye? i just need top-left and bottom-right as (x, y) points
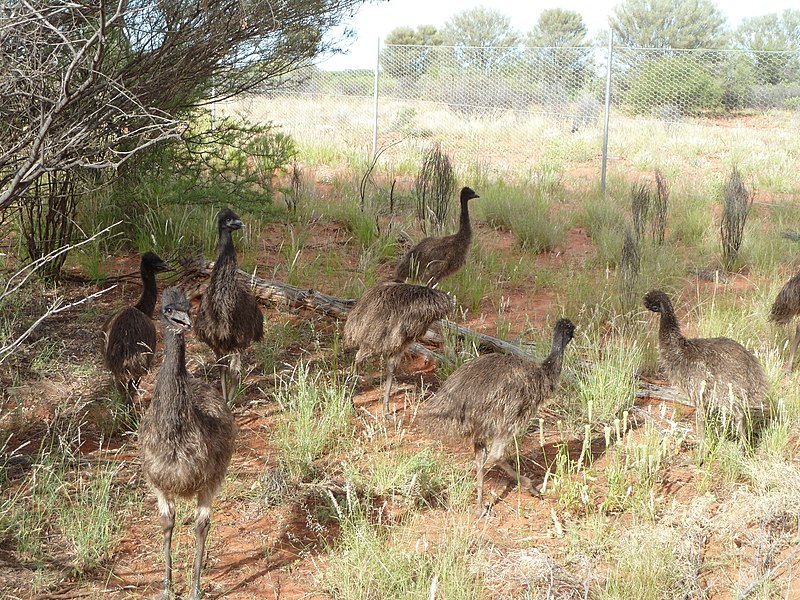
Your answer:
(166, 307), (173, 314)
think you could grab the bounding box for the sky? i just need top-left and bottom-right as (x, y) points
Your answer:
(317, 0), (798, 70)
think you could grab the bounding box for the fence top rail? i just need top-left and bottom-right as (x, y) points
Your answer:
(381, 43), (800, 56)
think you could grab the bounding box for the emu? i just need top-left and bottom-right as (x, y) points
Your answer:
(395, 186), (480, 285)
(102, 251), (169, 400)
(195, 208), (264, 402)
(644, 289), (769, 441)
(422, 318), (575, 515)
(770, 271), (800, 371)
(344, 281), (454, 419)
(140, 286), (236, 600)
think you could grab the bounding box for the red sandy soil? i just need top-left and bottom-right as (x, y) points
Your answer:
(1, 193), (797, 599)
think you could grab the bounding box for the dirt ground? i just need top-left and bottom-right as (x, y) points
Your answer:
(2, 181), (799, 599)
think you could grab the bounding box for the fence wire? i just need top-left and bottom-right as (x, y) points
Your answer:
(220, 43), (800, 190)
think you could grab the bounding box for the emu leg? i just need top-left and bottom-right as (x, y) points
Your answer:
(229, 352), (242, 400)
(787, 323), (800, 372)
(190, 493), (213, 600)
(473, 444), (489, 516)
(156, 493), (175, 599)
(217, 354), (230, 403)
(486, 438), (537, 495)
(382, 355), (400, 419)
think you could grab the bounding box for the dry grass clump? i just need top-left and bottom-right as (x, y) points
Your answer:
(414, 142), (456, 235)
(720, 166), (753, 272)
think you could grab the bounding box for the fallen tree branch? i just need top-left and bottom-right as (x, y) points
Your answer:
(179, 258), (527, 358)
(178, 257), (689, 404)
(738, 539), (800, 599)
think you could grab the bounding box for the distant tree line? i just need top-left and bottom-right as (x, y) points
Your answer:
(305, 2), (800, 116)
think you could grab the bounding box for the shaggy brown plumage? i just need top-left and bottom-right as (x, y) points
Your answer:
(422, 318), (575, 515)
(195, 208), (264, 401)
(644, 290), (770, 441)
(395, 186), (480, 285)
(770, 271), (800, 371)
(102, 251), (168, 400)
(344, 281), (454, 418)
(140, 287), (236, 600)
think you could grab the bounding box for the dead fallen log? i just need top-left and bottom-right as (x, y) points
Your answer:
(179, 258), (687, 405)
(179, 258), (530, 358)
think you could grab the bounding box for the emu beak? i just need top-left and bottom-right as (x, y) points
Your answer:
(230, 219), (244, 230)
(156, 260), (170, 272)
(170, 310), (192, 331)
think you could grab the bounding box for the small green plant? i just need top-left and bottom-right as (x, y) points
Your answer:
(320, 491), (483, 599)
(476, 181), (565, 252)
(0, 420), (127, 574)
(568, 330), (643, 425)
(601, 527), (701, 599)
(272, 363), (356, 481)
(343, 448), (472, 511)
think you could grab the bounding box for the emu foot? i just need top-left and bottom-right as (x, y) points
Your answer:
(519, 476), (542, 496)
(471, 502), (489, 517)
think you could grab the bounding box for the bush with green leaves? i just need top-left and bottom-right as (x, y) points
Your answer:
(625, 55), (724, 116)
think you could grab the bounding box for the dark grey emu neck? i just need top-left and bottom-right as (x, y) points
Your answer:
(210, 226), (240, 298)
(153, 328), (192, 425)
(135, 266), (159, 317)
(543, 330), (569, 379)
(657, 299), (684, 349)
(456, 196), (472, 239)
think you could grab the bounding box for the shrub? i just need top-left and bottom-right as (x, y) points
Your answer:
(625, 55), (724, 116)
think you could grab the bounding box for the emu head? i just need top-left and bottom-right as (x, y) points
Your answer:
(217, 208), (244, 232)
(643, 290), (671, 314)
(141, 251), (169, 274)
(160, 286), (192, 333)
(553, 318), (576, 346)
(459, 187), (480, 202)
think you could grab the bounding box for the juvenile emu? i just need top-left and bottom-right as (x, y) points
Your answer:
(195, 208), (264, 401)
(770, 271), (800, 371)
(344, 281), (454, 419)
(395, 186), (480, 285)
(102, 251), (169, 400)
(140, 286), (236, 600)
(422, 318), (575, 515)
(644, 290), (769, 441)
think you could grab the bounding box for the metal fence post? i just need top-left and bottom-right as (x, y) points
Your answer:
(601, 30), (613, 197)
(372, 38), (380, 161)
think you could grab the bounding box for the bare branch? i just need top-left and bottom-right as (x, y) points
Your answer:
(0, 285), (115, 364)
(1, 221), (122, 300)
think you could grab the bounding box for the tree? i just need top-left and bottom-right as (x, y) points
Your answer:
(736, 10), (800, 84)
(381, 25), (443, 80)
(0, 0), (369, 278)
(526, 9), (592, 93)
(441, 7), (521, 74)
(609, 0), (729, 49)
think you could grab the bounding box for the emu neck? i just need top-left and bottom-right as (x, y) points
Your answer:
(456, 198), (471, 239)
(152, 328), (191, 420)
(543, 336), (567, 379)
(135, 268), (158, 317)
(211, 228), (239, 291)
(657, 305), (684, 348)
(159, 328), (189, 382)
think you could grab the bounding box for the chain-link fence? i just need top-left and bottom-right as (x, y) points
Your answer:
(220, 39), (800, 194)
